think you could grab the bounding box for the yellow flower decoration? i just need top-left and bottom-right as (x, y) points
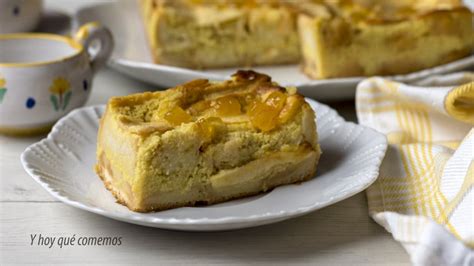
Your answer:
(49, 77), (72, 111)
(0, 74), (7, 104)
(49, 77), (70, 95)
(0, 75), (5, 88)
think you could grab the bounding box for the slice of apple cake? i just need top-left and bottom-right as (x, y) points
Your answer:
(139, 0), (300, 68)
(298, 0), (474, 78)
(95, 70), (321, 212)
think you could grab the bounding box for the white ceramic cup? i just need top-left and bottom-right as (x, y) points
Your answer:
(0, 0), (43, 34)
(0, 22), (113, 135)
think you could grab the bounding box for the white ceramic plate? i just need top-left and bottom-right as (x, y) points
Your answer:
(21, 99), (387, 231)
(74, 1), (474, 101)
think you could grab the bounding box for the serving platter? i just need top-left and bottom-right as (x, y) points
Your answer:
(74, 1), (474, 101)
(22, 99), (387, 231)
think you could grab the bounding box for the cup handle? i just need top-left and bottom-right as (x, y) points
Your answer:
(74, 22), (114, 74)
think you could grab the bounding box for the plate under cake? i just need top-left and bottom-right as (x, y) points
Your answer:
(95, 70), (321, 212)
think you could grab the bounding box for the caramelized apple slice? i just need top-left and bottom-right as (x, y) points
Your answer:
(188, 100), (211, 115)
(248, 91), (287, 132)
(278, 95), (303, 124)
(196, 117), (224, 144)
(163, 105), (192, 126)
(211, 95), (242, 116)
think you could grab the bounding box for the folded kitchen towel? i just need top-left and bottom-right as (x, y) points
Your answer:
(356, 72), (474, 266)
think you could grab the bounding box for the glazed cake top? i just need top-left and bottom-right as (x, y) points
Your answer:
(145, 0), (298, 26)
(108, 71), (308, 137)
(150, 0), (469, 18)
(299, 0), (470, 23)
(144, 0), (470, 27)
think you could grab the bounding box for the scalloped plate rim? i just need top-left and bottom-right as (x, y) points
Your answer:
(21, 99), (387, 230)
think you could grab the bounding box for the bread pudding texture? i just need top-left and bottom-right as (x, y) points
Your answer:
(140, 0), (473, 78)
(96, 71), (321, 212)
(140, 0), (300, 68)
(298, 0), (474, 78)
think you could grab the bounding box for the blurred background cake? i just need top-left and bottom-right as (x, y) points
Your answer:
(140, 0), (300, 69)
(140, 0), (473, 79)
(298, 0), (474, 78)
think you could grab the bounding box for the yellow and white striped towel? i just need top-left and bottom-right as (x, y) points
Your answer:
(356, 72), (474, 266)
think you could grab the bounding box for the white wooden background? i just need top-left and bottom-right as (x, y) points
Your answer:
(0, 1), (410, 265)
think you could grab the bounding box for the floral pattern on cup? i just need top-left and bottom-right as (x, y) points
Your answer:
(0, 75), (6, 103)
(49, 77), (72, 111)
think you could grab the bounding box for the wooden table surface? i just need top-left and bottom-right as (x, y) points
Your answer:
(0, 1), (410, 265)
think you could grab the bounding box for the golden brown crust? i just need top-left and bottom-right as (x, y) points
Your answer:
(96, 164), (129, 208)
